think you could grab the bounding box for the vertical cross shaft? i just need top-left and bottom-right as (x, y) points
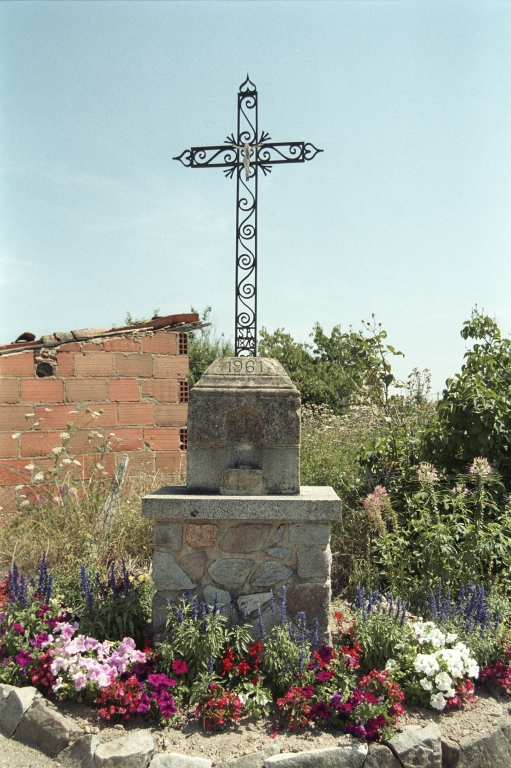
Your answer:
(173, 76), (322, 356)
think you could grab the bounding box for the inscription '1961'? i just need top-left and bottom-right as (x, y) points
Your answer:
(227, 360), (264, 373)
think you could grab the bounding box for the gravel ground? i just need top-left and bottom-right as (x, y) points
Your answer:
(1, 686), (509, 768)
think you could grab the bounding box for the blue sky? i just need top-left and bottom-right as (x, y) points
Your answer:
(1, 0), (510, 395)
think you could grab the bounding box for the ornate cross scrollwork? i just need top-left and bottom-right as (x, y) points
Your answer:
(173, 75), (322, 356)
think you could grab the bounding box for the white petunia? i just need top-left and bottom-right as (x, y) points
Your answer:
(435, 672), (453, 692)
(385, 659), (397, 670)
(420, 678), (433, 691)
(445, 633), (458, 644)
(430, 691), (446, 710)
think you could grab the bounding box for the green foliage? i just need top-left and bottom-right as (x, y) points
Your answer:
(188, 307), (234, 387)
(352, 596), (411, 674)
(427, 310), (511, 484)
(77, 567), (154, 647)
(259, 316), (404, 414)
(156, 594), (252, 703)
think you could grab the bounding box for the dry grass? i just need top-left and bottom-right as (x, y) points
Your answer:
(0, 466), (184, 580)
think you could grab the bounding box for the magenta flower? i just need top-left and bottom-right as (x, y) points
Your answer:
(157, 690), (177, 718)
(315, 670), (334, 682)
(136, 693), (152, 713)
(12, 622), (25, 635)
(171, 659), (188, 675)
(147, 673), (176, 691)
(14, 649), (33, 667)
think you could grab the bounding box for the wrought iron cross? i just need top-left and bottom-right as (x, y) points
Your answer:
(174, 75), (322, 356)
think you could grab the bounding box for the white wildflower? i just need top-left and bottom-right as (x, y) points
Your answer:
(73, 460), (81, 466)
(60, 432), (70, 440)
(24, 464), (35, 471)
(19, 500), (30, 508)
(24, 413), (33, 418)
(15, 484), (24, 491)
(12, 432), (21, 439)
(44, 408), (53, 412)
(68, 410), (78, 414)
(52, 446), (63, 454)
(34, 472), (44, 482)
(61, 458), (72, 465)
(469, 457), (493, 478)
(96, 463), (104, 470)
(418, 463), (439, 483)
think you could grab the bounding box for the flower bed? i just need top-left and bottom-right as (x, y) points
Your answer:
(2, 559), (511, 747)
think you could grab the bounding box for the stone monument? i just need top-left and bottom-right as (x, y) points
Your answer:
(142, 357), (341, 640)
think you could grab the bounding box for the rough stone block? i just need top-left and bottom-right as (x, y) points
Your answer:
(153, 551), (196, 591)
(150, 753), (212, 768)
(14, 698), (83, 756)
(180, 550), (208, 579)
(441, 738), (460, 768)
(265, 745), (367, 768)
(457, 717), (511, 767)
(56, 733), (102, 767)
(217, 745), (280, 768)
(220, 524), (271, 553)
(154, 522), (183, 550)
(269, 525), (285, 544)
(287, 584), (330, 626)
(289, 524), (330, 548)
(203, 585), (231, 608)
(364, 743), (401, 768)
(186, 524), (218, 548)
(297, 547), (331, 580)
(0, 683), (15, 715)
(266, 547), (291, 560)
(251, 562), (292, 586)
(388, 724), (442, 768)
(153, 590), (183, 635)
(238, 592), (272, 615)
(0, 685), (40, 738)
(94, 730), (156, 767)
(208, 558), (253, 588)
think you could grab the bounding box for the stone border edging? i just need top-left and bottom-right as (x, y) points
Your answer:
(2, 683), (511, 767)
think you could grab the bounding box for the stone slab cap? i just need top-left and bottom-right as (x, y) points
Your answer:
(193, 357), (299, 392)
(142, 486), (341, 521)
(387, 723), (442, 768)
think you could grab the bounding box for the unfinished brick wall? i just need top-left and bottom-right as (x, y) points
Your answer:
(0, 329), (189, 511)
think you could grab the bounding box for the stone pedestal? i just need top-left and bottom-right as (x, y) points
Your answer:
(142, 486), (340, 638)
(142, 357), (341, 640)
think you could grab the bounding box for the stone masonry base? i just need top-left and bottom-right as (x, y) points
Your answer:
(151, 518), (332, 638)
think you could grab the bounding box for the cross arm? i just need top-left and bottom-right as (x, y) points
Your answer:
(173, 145), (238, 169)
(256, 142), (323, 173)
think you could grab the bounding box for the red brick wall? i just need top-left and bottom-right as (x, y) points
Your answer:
(0, 330), (188, 508)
